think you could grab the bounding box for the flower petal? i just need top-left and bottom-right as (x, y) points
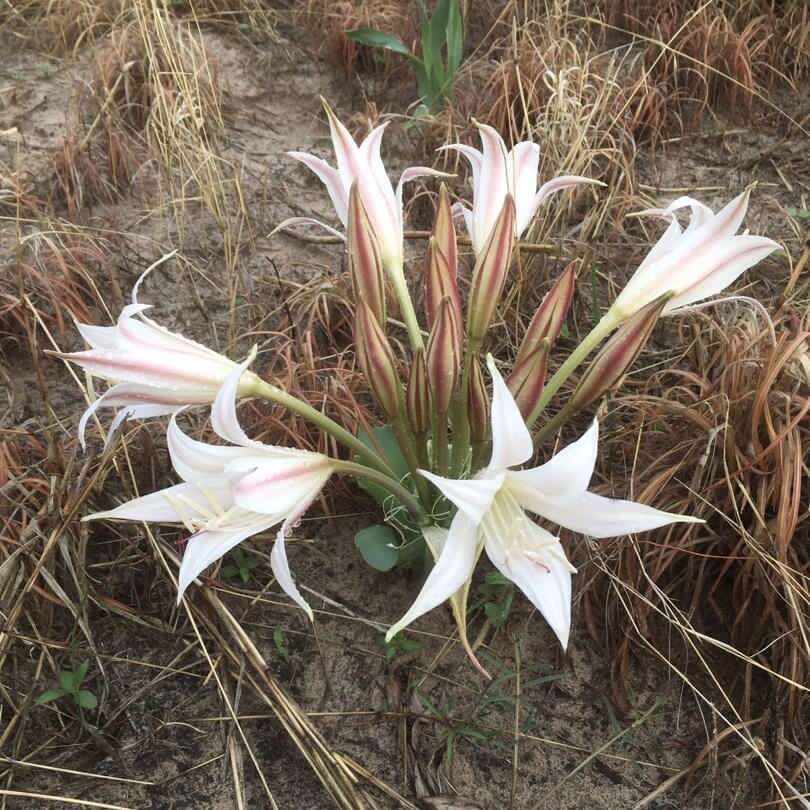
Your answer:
(87, 481), (232, 525)
(519, 489), (703, 538)
(420, 469), (503, 523)
(271, 521), (314, 621)
(231, 456), (332, 515)
(439, 144), (483, 194)
(472, 123), (509, 253)
(664, 234), (780, 313)
(77, 383), (197, 449)
(211, 354), (259, 448)
(167, 414), (247, 483)
(287, 151), (349, 225)
(269, 216), (347, 242)
(530, 175), (601, 226)
(508, 142), (540, 235)
(386, 512), (480, 641)
(177, 522), (271, 601)
(508, 419), (598, 496)
(485, 521), (573, 649)
(486, 355), (533, 472)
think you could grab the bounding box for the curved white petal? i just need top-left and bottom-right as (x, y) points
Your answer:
(486, 355), (533, 472)
(627, 218), (683, 284)
(386, 512), (480, 641)
(231, 457), (331, 515)
(211, 354), (259, 448)
(529, 175), (600, 230)
(75, 321), (118, 351)
(271, 522), (314, 620)
(87, 481), (232, 525)
(472, 123), (509, 253)
(287, 151), (349, 225)
(177, 522), (271, 601)
(359, 122), (398, 233)
(508, 142), (540, 234)
(519, 489), (703, 538)
(485, 522), (573, 649)
(439, 144), (483, 192)
(664, 235), (780, 313)
(420, 469), (503, 523)
(269, 216), (347, 241)
(702, 188), (750, 241)
(637, 196), (714, 232)
(508, 419), (598, 497)
(323, 102), (366, 196)
(167, 415), (247, 483)
(395, 167), (453, 227)
(77, 383), (192, 449)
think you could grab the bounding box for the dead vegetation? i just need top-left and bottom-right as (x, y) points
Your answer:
(1, 0), (808, 808)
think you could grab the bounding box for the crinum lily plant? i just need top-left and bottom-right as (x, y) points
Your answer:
(67, 100), (778, 670)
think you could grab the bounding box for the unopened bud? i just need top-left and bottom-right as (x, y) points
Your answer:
(466, 196), (516, 343)
(424, 237), (462, 343)
(355, 301), (401, 417)
(426, 297), (461, 414)
(406, 349), (429, 435)
(515, 260), (577, 366)
(571, 293), (669, 411)
(347, 182), (385, 324)
(433, 183), (457, 280)
(508, 340), (550, 420)
(468, 356), (489, 444)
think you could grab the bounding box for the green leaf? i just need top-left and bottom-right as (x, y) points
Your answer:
(75, 660), (89, 686)
(345, 28), (413, 57)
(35, 688), (67, 705)
(355, 425), (412, 508)
(445, 0), (463, 80)
(76, 690), (98, 710)
(355, 524), (400, 571)
(58, 670), (77, 693)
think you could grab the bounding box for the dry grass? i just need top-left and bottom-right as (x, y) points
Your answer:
(1, 0), (809, 807)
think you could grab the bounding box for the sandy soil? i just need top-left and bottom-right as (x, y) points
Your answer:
(2, 13), (803, 810)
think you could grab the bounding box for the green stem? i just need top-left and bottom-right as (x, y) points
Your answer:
(451, 336), (481, 475)
(525, 312), (620, 429)
(389, 266), (424, 353)
(248, 377), (394, 478)
(435, 411), (449, 475)
(393, 415), (432, 507)
(333, 460), (428, 524)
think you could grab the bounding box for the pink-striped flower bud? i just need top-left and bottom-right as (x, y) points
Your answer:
(515, 260), (577, 367)
(426, 297), (461, 414)
(433, 183), (457, 282)
(508, 339), (550, 420)
(406, 349), (430, 435)
(468, 356), (489, 444)
(354, 301), (401, 418)
(466, 196), (516, 343)
(571, 293), (669, 411)
(347, 182), (386, 325)
(424, 237), (462, 343)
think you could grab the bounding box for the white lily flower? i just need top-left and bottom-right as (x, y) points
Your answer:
(286, 101), (447, 272)
(85, 358), (333, 615)
(441, 122), (598, 254)
(613, 189), (780, 318)
(387, 356), (701, 649)
(59, 302), (256, 449)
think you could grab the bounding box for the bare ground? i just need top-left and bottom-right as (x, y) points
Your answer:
(2, 13), (806, 810)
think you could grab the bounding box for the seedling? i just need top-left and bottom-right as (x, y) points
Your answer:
(35, 661), (97, 711)
(347, 0), (463, 114)
(221, 547), (259, 584)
